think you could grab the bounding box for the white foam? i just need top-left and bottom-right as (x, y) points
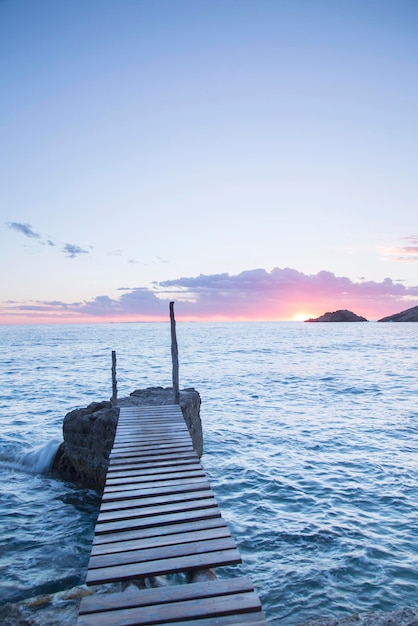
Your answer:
(17, 439), (61, 474)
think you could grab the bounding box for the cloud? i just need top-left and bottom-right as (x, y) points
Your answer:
(6, 221), (41, 239)
(5, 220), (94, 258)
(62, 243), (90, 258)
(385, 236), (418, 263)
(157, 268), (418, 319)
(2, 266), (418, 323)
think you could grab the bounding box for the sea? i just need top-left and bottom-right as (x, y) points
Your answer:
(0, 321), (417, 625)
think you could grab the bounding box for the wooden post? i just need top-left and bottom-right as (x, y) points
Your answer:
(170, 302), (180, 404)
(111, 350), (117, 407)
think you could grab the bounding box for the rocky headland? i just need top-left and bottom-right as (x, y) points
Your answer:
(52, 386), (202, 492)
(305, 310), (368, 322)
(378, 304), (418, 322)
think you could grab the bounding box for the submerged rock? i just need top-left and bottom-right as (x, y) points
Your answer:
(305, 310), (368, 322)
(52, 387), (202, 492)
(377, 304), (418, 322)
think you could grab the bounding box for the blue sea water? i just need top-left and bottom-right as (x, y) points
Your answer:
(0, 321), (417, 624)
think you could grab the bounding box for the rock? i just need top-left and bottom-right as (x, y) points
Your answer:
(0, 602), (32, 626)
(52, 387), (203, 491)
(305, 310), (368, 322)
(187, 569), (217, 583)
(52, 400), (118, 491)
(377, 305), (418, 322)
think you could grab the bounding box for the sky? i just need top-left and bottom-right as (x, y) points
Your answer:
(1, 0), (418, 323)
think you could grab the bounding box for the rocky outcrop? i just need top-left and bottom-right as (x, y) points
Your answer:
(52, 387), (202, 492)
(52, 400), (118, 491)
(377, 304), (418, 322)
(305, 310), (368, 322)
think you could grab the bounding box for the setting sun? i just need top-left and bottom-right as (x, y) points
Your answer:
(291, 312), (314, 322)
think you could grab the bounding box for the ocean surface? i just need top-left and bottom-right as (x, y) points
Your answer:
(0, 321), (417, 624)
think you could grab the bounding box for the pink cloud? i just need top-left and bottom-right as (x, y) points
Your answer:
(385, 235), (418, 263)
(158, 268), (418, 320)
(1, 267), (418, 324)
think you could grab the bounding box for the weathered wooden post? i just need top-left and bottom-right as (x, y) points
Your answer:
(170, 301), (180, 404)
(111, 350), (117, 407)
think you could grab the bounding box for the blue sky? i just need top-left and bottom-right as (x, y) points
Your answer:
(1, 0), (418, 322)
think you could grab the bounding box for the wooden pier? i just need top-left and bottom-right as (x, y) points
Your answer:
(77, 404), (267, 625)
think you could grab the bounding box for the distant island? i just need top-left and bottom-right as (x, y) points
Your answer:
(377, 305), (418, 322)
(305, 309), (368, 322)
(304, 305), (418, 323)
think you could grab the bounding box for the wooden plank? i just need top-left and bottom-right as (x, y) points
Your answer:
(107, 459), (198, 475)
(112, 438), (192, 447)
(121, 406), (181, 410)
(106, 466), (200, 478)
(106, 461), (203, 476)
(108, 456), (197, 470)
(91, 525), (231, 557)
(109, 444), (196, 462)
(80, 589), (259, 623)
(105, 469), (206, 486)
(114, 423), (188, 431)
(96, 496), (218, 525)
(113, 434), (191, 444)
(105, 465), (205, 483)
(115, 423), (186, 432)
(102, 481), (211, 504)
(77, 610), (268, 626)
(94, 507), (221, 536)
(89, 536), (237, 570)
(112, 437), (191, 447)
(108, 452), (197, 469)
(86, 547), (242, 585)
(93, 517), (228, 546)
(79, 576), (256, 614)
(150, 616), (266, 626)
(118, 411), (183, 416)
(103, 477), (210, 498)
(100, 489), (213, 513)
(110, 444), (194, 457)
(110, 450), (197, 460)
(112, 424), (190, 440)
(117, 416), (185, 422)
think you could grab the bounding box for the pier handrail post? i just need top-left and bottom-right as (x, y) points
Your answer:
(170, 301), (180, 404)
(111, 350), (117, 407)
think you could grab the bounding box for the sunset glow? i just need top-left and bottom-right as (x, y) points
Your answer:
(290, 312), (316, 322)
(1, 265), (417, 324)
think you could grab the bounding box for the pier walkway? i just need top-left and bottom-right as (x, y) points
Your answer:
(77, 405), (267, 625)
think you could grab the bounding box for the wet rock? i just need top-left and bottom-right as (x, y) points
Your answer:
(52, 400), (118, 491)
(0, 603), (32, 626)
